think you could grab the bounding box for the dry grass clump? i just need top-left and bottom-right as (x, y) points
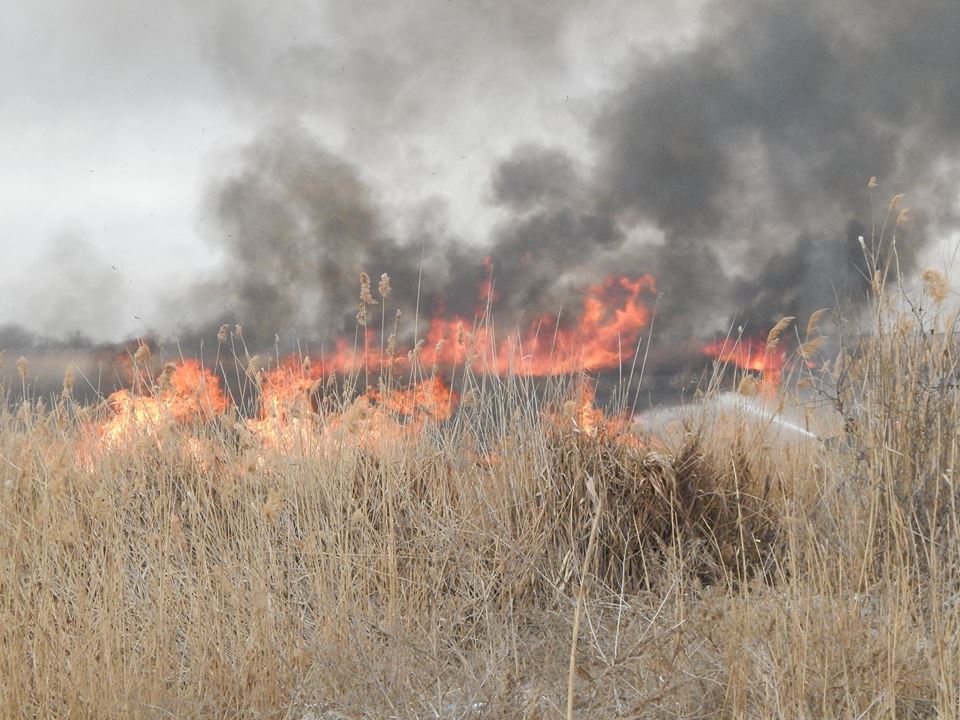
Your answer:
(2, 386), (771, 718)
(1, 262), (959, 717)
(534, 429), (785, 595)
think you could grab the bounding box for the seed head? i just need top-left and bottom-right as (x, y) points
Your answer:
(407, 338), (425, 361)
(378, 273), (391, 298)
(806, 308), (829, 337)
(798, 336), (826, 360)
(16, 356), (28, 380)
(737, 375), (758, 396)
(867, 176), (878, 189)
(133, 343), (151, 365)
(61, 364), (76, 399)
(159, 362), (177, 391)
(359, 272), (377, 305)
(765, 316), (795, 353)
(261, 491), (283, 523)
(217, 324), (229, 343)
(234, 324), (243, 338)
(921, 269), (949, 304)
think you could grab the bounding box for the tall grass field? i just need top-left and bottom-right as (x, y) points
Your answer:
(2, 253), (958, 718)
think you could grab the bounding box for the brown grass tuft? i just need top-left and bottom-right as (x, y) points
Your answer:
(921, 269), (949, 304)
(765, 315), (795, 353)
(805, 307), (829, 337)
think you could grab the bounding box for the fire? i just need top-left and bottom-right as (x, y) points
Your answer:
(324, 273), (658, 377)
(257, 358), (321, 422)
(557, 378), (644, 449)
(430, 273), (658, 374)
(244, 272), (657, 382)
(562, 380), (607, 436)
(81, 272), (659, 455)
(367, 375), (457, 422)
(98, 359), (227, 446)
(247, 367), (457, 451)
(701, 336), (787, 391)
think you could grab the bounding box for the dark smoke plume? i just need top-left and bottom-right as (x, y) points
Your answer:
(195, 125), (390, 338)
(593, 0), (960, 331)
(187, 125), (457, 343)
(185, 0), (960, 349)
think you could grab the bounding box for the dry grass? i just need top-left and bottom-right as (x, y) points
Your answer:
(1, 271), (959, 718)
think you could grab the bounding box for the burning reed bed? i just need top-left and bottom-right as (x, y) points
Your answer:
(1, 274), (959, 718)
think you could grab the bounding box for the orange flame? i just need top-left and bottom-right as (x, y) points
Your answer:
(701, 336), (787, 391)
(99, 359), (227, 446)
(553, 377), (644, 449)
(367, 375), (457, 422)
(309, 273), (658, 377)
(85, 272), (658, 455)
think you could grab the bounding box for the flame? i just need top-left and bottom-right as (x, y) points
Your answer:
(251, 273), (657, 381)
(245, 357), (458, 451)
(563, 382), (606, 437)
(368, 375), (457, 422)
(701, 336), (787, 391)
(257, 358), (322, 422)
(557, 378), (644, 449)
(83, 272), (658, 456)
(427, 273), (658, 374)
(98, 359), (227, 446)
(311, 273), (658, 377)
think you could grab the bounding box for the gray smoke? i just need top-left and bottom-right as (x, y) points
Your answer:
(7, 233), (131, 339)
(185, 0), (960, 347)
(195, 124), (389, 337)
(188, 123), (477, 343)
(592, 0), (960, 331)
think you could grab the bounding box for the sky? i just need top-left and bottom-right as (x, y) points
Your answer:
(2, 0), (958, 344)
(2, 1), (238, 338)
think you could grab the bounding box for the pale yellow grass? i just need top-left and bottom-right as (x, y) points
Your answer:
(0, 272), (958, 718)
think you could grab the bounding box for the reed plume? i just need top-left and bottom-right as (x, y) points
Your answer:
(806, 308), (829, 337)
(921, 269), (949, 304)
(765, 316), (795, 353)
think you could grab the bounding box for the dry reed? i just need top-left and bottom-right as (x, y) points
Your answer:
(1, 264), (958, 719)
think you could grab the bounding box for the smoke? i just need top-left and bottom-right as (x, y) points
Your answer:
(196, 125), (386, 338)
(593, 0), (960, 330)
(183, 0), (960, 347)
(187, 123), (478, 343)
(5, 233), (131, 340)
